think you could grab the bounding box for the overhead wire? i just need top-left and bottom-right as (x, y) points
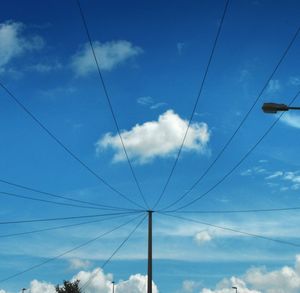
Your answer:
(164, 88), (300, 212)
(75, 0), (149, 209)
(163, 206), (300, 214)
(0, 213), (145, 284)
(0, 178), (140, 212)
(153, 0), (230, 209)
(0, 211), (142, 225)
(0, 82), (144, 210)
(0, 212), (136, 238)
(159, 212), (300, 249)
(0, 190), (135, 212)
(160, 23), (300, 211)
(79, 214), (147, 291)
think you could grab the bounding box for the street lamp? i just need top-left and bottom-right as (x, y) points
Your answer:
(21, 289), (27, 293)
(262, 102), (300, 114)
(112, 281), (115, 293)
(232, 286), (238, 293)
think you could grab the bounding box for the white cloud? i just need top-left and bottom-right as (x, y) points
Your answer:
(267, 79), (281, 93)
(281, 113), (300, 129)
(28, 280), (56, 293)
(150, 102), (167, 110)
(288, 76), (300, 86)
(241, 167), (267, 177)
(1, 269), (159, 293)
(0, 21), (44, 72)
(26, 61), (62, 73)
(73, 268), (112, 293)
(137, 96), (167, 110)
(265, 170), (300, 191)
(71, 40), (142, 76)
(116, 274), (158, 293)
(201, 276), (260, 293)
(177, 42), (185, 54)
(96, 109), (210, 164)
(69, 258), (91, 270)
(201, 255), (300, 293)
(137, 96), (154, 106)
(265, 171), (283, 180)
(194, 230), (212, 245)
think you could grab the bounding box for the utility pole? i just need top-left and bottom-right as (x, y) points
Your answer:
(147, 210), (153, 293)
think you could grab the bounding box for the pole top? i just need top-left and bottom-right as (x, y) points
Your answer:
(147, 210), (154, 213)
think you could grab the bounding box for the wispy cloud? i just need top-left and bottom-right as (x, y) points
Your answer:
(96, 109), (210, 164)
(241, 166), (267, 176)
(71, 40), (142, 76)
(177, 42), (185, 54)
(0, 21), (44, 72)
(288, 76), (300, 86)
(265, 171), (283, 179)
(281, 113), (300, 129)
(26, 61), (62, 73)
(137, 96), (154, 106)
(137, 96), (167, 110)
(68, 258), (91, 270)
(266, 79), (281, 93)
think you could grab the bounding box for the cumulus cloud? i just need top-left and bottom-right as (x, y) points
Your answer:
(96, 109), (210, 164)
(0, 21), (44, 72)
(180, 280), (201, 292)
(8, 268), (158, 293)
(201, 255), (300, 293)
(68, 258), (91, 270)
(201, 276), (260, 293)
(28, 280), (56, 293)
(194, 230), (212, 245)
(116, 274), (158, 293)
(281, 113), (300, 129)
(71, 40), (142, 76)
(73, 268), (112, 293)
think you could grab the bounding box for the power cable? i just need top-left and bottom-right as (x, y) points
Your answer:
(153, 0), (230, 209)
(0, 211), (141, 225)
(0, 213), (144, 284)
(0, 82), (144, 210)
(161, 24), (300, 211)
(0, 178), (140, 212)
(162, 88), (300, 212)
(0, 190), (133, 212)
(79, 214), (147, 291)
(75, 0), (149, 209)
(159, 212), (300, 249)
(0, 213), (135, 238)
(163, 206), (300, 214)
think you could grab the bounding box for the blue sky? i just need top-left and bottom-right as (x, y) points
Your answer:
(1, 0), (300, 292)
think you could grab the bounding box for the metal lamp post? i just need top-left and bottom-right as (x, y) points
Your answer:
(232, 286), (238, 293)
(21, 289), (27, 293)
